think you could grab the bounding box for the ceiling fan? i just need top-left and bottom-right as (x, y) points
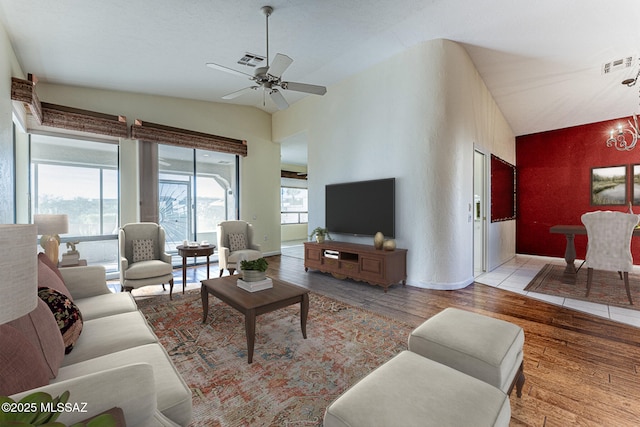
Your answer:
(206, 5), (327, 110)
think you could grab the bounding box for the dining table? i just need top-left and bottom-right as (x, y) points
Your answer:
(549, 224), (640, 273)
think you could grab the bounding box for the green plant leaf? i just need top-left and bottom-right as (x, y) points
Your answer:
(0, 391), (74, 426)
(48, 391), (69, 424)
(240, 258), (268, 272)
(0, 397), (15, 422)
(86, 413), (117, 427)
(13, 392), (53, 424)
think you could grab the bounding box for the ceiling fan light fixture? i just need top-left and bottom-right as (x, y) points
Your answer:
(261, 5), (273, 17)
(237, 52), (265, 68)
(207, 4), (326, 110)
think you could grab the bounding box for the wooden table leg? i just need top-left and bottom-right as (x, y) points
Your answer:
(201, 285), (209, 323)
(245, 309), (256, 363)
(300, 293), (309, 339)
(182, 256), (187, 293)
(563, 233), (577, 274)
(206, 255), (210, 280)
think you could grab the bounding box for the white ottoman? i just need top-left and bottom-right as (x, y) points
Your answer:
(323, 351), (511, 427)
(408, 308), (525, 397)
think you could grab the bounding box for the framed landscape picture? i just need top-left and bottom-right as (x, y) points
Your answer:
(590, 165), (627, 206)
(634, 164), (640, 205)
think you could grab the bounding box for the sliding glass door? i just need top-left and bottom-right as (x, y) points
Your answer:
(158, 145), (238, 254)
(30, 134), (119, 272)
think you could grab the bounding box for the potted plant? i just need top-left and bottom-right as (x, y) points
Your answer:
(239, 258), (269, 282)
(310, 227), (331, 243)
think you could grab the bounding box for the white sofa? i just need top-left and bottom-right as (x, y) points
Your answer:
(5, 260), (192, 426)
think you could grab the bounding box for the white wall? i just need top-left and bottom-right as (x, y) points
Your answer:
(0, 20), (26, 223)
(273, 39), (515, 289)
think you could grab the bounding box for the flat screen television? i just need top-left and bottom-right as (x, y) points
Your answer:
(325, 178), (395, 237)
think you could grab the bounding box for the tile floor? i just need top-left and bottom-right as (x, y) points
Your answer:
(475, 254), (640, 328)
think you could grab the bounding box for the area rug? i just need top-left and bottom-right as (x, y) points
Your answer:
(524, 263), (640, 309)
(136, 289), (412, 426)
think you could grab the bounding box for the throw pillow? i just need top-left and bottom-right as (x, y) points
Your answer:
(0, 324), (50, 396)
(228, 233), (247, 252)
(38, 252), (73, 301)
(38, 287), (83, 354)
(38, 251), (65, 282)
(7, 299), (65, 379)
(132, 239), (155, 263)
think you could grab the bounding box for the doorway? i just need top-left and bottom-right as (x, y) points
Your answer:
(474, 150), (487, 276)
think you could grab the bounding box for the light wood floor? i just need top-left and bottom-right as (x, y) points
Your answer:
(176, 254), (640, 426)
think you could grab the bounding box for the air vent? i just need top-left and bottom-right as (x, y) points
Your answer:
(237, 53), (265, 68)
(602, 56), (634, 75)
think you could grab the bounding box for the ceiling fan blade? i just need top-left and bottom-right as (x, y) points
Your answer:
(206, 62), (253, 78)
(281, 81), (327, 96)
(222, 86), (258, 100)
(267, 53), (293, 79)
(269, 89), (289, 110)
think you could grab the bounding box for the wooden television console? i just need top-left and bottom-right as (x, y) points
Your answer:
(304, 241), (407, 292)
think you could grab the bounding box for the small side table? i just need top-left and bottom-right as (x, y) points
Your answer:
(176, 245), (215, 294)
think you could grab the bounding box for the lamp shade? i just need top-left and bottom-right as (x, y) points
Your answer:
(0, 224), (38, 324)
(34, 214), (69, 236)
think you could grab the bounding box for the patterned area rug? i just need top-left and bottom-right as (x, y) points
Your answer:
(524, 263), (640, 309)
(136, 289), (412, 426)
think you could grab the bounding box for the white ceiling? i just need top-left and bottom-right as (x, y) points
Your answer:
(2, 0), (640, 164)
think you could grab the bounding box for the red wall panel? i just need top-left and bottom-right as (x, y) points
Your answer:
(516, 116), (640, 262)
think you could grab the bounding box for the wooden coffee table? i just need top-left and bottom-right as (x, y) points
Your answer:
(201, 275), (309, 363)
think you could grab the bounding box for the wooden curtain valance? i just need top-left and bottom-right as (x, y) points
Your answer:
(11, 77), (43, 123)
(11, 77), (128, 138)
(131, 120), (247, 157)
(11, 76), (247, 156)
(281, 170), (307, 180)
(40, 103), (128, 138)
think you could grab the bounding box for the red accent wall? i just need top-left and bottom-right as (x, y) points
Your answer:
(516, 116), (640, 262)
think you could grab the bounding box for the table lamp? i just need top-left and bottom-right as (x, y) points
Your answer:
(0, 224), (37, 324)
(34, 214), (68, 264)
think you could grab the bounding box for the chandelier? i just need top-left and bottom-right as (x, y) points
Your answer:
(606, 67), (640, 151)
(606, 114), (639, 151)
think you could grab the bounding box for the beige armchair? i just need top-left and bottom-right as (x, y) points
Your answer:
(119, 222), (175, 298)
(217, 220), (262, 276)
(581, 211), (640, 304)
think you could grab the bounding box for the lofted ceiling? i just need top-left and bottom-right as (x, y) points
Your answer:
(2, 0), (640, 159)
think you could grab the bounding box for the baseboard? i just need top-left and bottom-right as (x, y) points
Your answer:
(409, 276), (474, 290)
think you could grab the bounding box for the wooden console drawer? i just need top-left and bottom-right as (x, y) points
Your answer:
(323, 257), (339, 269)
(361, 257), (383, 275)
(338, 260), (358, 274)
(306, 246), (322, 262)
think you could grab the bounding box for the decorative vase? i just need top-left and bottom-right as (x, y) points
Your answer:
(383, 239), (396, 251)
(242, 270), (267, 282)
(316, 235), (325, 244)
(374, 232), (384, 250)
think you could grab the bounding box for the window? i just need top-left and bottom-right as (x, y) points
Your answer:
(158, 145), (238, 254)
(31, 135), (119, 271)
(281, 187), (308, 224)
